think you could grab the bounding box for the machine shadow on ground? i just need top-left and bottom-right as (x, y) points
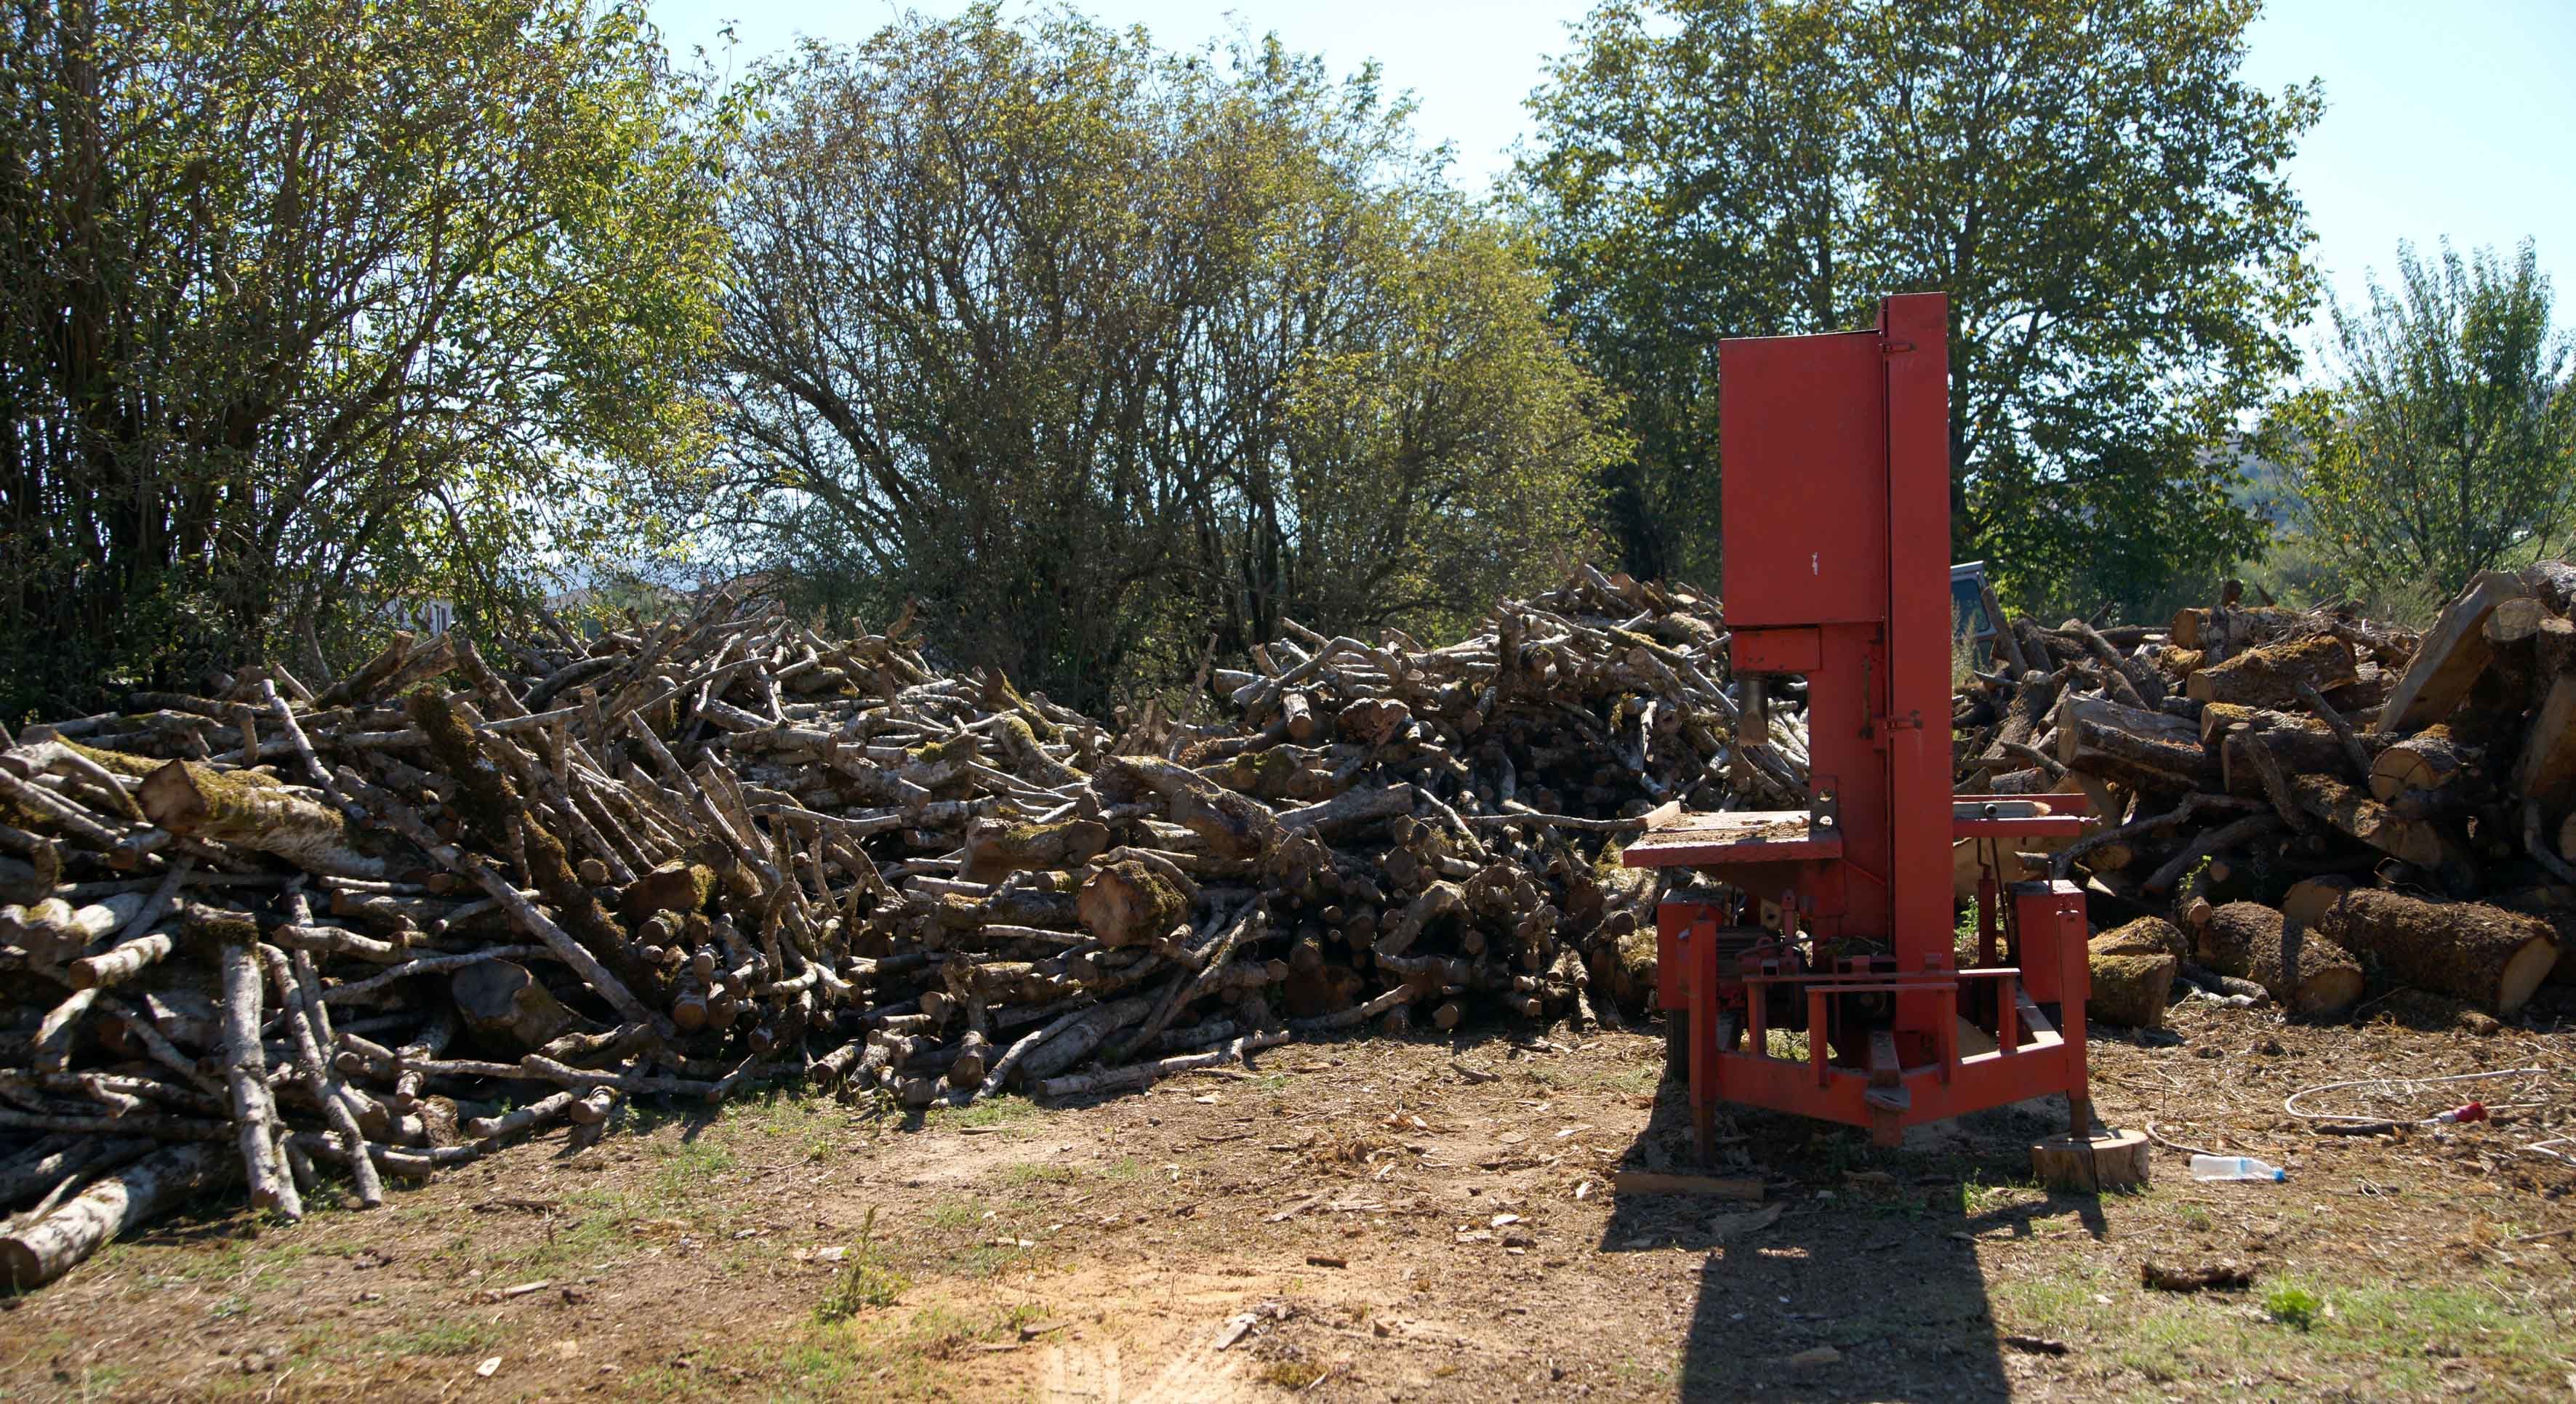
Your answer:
(1599, 1072), (2112, 1403)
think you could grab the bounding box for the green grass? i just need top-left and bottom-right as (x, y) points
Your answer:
(815, 1209), (908, 1323)
(1603, 1062), (1661, 1096)
(998, 1160), (1077, 1187)
(923, 1095), (1036, 1131)
(486, 1188), (643, 1275)
(671, 1301), (1045, 1402)
(1991, 1254), (2568, 1395)
(646, 1139), (736, 1210)
(63, 1363), (132, 1398)
(121, 1231), (322, 1290)
(2263, 1282), (2322, 1330)
(926, 1196), (984, 1232)
(374, 1318), (502, 1358)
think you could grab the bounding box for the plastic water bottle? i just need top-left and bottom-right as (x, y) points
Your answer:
(2189, 1155), (2286, 1182)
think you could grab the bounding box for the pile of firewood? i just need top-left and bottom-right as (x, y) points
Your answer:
(0, 566), (1782, 1288)
(1958, 567), (2574, 1030)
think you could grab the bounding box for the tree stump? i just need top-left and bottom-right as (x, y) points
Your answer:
(2029, 1128), (2150, 1192)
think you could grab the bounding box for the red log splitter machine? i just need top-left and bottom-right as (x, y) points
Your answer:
(1622, 293), (2107, 1163)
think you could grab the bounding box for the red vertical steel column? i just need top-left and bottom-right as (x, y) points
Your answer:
(1881, 294), (1954, 975)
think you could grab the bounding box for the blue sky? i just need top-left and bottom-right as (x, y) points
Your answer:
(652, 0), (2575, 362)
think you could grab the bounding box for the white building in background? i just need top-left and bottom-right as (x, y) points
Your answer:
(382, 580), (696, 638)
(382, 598), (459, 635)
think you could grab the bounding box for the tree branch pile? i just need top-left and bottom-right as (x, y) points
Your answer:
(1959, 569), (2574, 1026)
(0, 566), (1786, 1286)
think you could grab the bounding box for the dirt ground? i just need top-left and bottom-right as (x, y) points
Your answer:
(3, 992), (2572, 1403)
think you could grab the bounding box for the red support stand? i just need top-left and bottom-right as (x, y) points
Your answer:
(1624, 294), (2103, 1160)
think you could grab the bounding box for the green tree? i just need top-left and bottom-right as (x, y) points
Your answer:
(709, 8), (1613, 707)
(1519, 0), (2318, 614)
(2280, 240), (2576, 598)
(0, 0), (727, 711)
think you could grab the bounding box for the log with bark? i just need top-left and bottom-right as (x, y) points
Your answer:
(2281, 880), (2559, 1016)
(2186, 902), (2364, 1015)
(2186, 633), (2356, 707)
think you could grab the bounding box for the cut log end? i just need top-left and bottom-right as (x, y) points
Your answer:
(2029, 1129), (2150, 1192)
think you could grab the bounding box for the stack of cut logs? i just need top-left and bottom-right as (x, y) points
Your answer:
(1959, 567), (2573, 1031)
(0, 566), (1786, 1288)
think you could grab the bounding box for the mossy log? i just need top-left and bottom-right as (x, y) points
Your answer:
(136, 761), (384, 878)
(2092, 916), (2188, 960)
(2086, 950), (2177, 1028)
(1094, 756), (1281, 859)
(989, 713), (1083, 788)
(2186, 633), (2356, 707)
(2493, 886), (2576, 983)
(2282, 774), (2441, 867)
(619, 861), (717, 923)
(2191, 902), (2363, 1014)
(960, 817), (1110, 884)
(404, 690), (521, 844)
(2281, 880), (2559, 1016)
(520, 818), (662, 1003)
(1077, 859), (1189, 949)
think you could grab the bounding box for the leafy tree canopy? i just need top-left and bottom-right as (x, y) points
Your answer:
(0, 0), (730, 711)
(705, 7), (1616, 708)
(2279, 239), (2576, 600)
(1519, 0), (2319, 617)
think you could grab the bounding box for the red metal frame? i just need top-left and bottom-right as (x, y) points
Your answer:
(1626, 294), (2098, 1155)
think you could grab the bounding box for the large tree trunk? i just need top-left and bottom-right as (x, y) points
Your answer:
(2189, 901), (2363, 1014)
(2282, 881), (2559, 1016)
(2056, 697), (2215, 792)
(137, 761), (384, 878)
(2513, 675), (2576, 809)
(2377, 570), (2527, 732)
(2186, 633), (2356, 707)
(2494, 886), (2576, 984)
(0, 1144), (232, 1290)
